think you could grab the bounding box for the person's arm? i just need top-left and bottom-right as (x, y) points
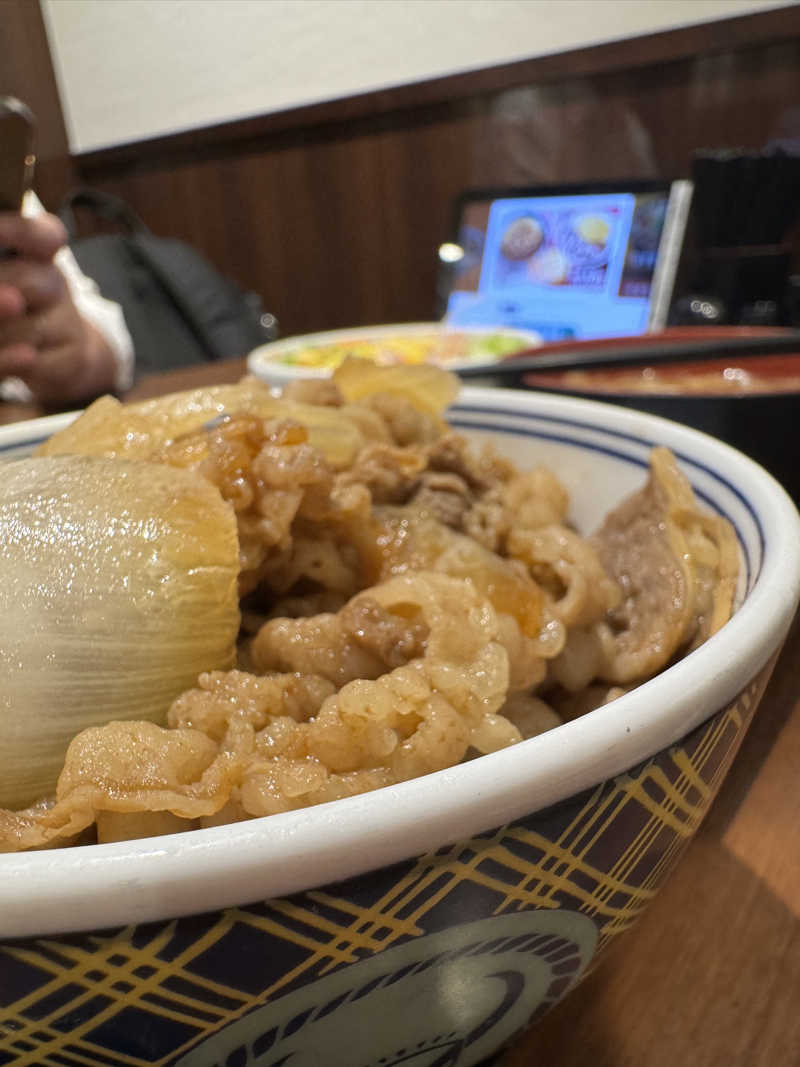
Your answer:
(0, 195), (133, 407)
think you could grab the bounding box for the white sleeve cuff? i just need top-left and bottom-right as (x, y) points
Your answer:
(54, 244), (136, 394)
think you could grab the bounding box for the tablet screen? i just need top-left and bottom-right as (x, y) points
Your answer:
(439, 181), (692, 342)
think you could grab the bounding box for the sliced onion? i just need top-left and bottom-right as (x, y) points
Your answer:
(0, 455), (240, 810)
(37, 380), (366, 468)
(332, 358), (460, 415)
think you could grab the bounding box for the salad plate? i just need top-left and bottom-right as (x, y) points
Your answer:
(247, 321), (542, 386)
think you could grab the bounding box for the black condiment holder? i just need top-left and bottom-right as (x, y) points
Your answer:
(691, 243), (792, 325)
(682, 149), (800, 326)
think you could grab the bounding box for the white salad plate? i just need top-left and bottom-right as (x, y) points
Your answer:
(246, 321), (542, 387)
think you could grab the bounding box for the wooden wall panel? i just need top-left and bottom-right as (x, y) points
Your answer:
(70, 11), (800, 340)
(79, 106), (485, 334)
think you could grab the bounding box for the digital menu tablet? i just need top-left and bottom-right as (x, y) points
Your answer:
(438, 180), (693, 342)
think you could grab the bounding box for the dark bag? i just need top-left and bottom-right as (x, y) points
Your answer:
(60, 188), (276, 377)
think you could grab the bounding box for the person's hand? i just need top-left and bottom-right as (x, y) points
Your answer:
(0, 211), (118, 407)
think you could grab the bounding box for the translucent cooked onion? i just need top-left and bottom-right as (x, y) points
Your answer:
(0, 456), (240, 810)
(332, 358), (460, 416)
(38, 366), (462, 471)
(37, 380), (367, 469)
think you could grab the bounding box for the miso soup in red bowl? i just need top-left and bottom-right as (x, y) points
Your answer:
(514, 328), (800, 501)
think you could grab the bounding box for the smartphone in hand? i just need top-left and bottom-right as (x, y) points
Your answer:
(0, 96), (36, 216)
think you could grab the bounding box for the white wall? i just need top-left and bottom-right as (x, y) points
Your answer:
(42, 0), (792, 154)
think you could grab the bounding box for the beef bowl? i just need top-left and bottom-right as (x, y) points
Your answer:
(1, 385), (799, 1067)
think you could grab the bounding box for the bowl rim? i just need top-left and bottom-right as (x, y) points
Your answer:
(520, 360), (800, 400)
(523, 380), (800, 400)
(2, 386), (799, 939)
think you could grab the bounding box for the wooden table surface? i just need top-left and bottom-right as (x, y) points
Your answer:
(4, 360), (800, 1067)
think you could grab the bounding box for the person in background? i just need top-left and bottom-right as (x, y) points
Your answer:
(0, 192), (133, 408)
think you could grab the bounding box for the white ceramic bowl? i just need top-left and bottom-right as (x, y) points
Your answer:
(1, 389), (798, 1067)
